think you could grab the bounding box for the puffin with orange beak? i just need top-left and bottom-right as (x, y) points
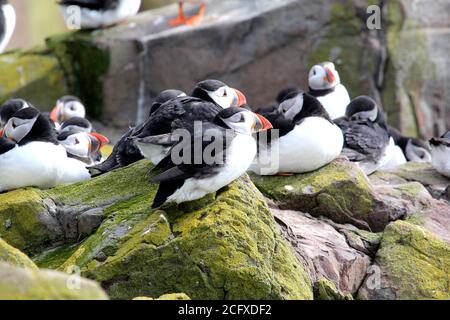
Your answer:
(132, 79), (248, 165)
(149, 107), (272, 208)
(58, 130), (109, 165)
(49, 96), (86, 129)
(169, 0), (206, 26)
(308, 62), (351, 120)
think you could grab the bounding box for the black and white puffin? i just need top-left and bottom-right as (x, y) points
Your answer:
(0, 107), (90, 192)
(49, 96), (86, 129)
(388, 126), (431, 163)
(334, 96), (390, 175)
(133, 80), (248, 165)
(149, 108), (272, 208)
(0, 99), (30, 128)
(308, 62), (351, 120)
(59, 117), (93, 134)
(169, 0), (206, 26)
(58, 0), (141, 29)
(0, 0), (15, 53)
(58, 130), (109, 165)
(250, 91), (343, 175)
(89, 89), (187, 176)
(429, 131), (450, 178)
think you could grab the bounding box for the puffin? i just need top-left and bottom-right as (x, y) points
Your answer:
(0, 107), (90, 192)
(89, 89), (187, 176)
(0, 0), (15, 53)
(58, 0), (141, 29)
(59, 116), (93, 134)
(388, 126), (431, 163)
(250, 91), (343, 175)
(58, 130), (109, 165)
(0, 99), (30, 128)
(133, 80), (247, 165)
(169, 0), (205, 26)
(334, 96), (390, 175)
(308, 62), (351, 120)
(149, 108), (272, 208)
(49, 96), (86, 129)
(429, 131), (450, 178)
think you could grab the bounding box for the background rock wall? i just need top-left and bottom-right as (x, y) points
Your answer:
(1, 0), (449, 138)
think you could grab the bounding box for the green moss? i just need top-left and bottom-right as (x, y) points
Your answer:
(0, 189), (63, 255)
(46, 31), (110, 119)
(0, 50), (68, 109)
(375, 221), (450, 299)
(0, 262), (108, 300)
(79, 176), (313, 300)
(314, 278), (353, 300)
(0, 238), (37, 269)
(250, 159), (375, 230)
(33, 243), (80, 270)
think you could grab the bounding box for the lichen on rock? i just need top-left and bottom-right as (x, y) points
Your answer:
(0, 238), (37, 269)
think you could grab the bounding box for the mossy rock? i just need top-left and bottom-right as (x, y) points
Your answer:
(250, 158), (377, 230)
(358, 221), (450, 300)
(314, 278), (353, 300)
(0, 238), (37, 269)
(133, 293), (191, 300)
(61, 175), (312, 300)
(0, 262), (108, 300)
(0, 50), (68, 109)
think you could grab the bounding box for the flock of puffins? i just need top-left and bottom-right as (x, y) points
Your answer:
(1, 0), (449, 209)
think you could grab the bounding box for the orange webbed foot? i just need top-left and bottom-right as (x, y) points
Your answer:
(276, 172), (294, 177)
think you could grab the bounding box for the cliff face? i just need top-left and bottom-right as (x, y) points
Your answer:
(1, 0), (449, 137)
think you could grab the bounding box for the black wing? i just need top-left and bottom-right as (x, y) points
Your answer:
(336, 118), (389, 162)
(58, 0), (119, 11)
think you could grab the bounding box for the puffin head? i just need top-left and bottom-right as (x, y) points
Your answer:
(278, 90), (329, 123)
(0, 98), (31, 127)
(308, 62), (341, 91)
(405, 138), (431, 162)
(50, 96), (86, 123)
(214, 108), (272, 135)
(345, 96), (385, 126)
(3, 107), (40, 143)
(58, 131), (109, 159)
(149, 89), (187, 116)
(192, 79), (247, 109)
(59, 117), (93, 134)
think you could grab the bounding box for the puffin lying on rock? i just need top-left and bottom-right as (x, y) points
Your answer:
(149, 108), (272, 208)
(58, 0), (141, 29)
(251, 90), (343, 175)
(0, 107), (91, 192)
(430, 131), (450, 178)
(389, 126), (431, 163)
(334, 96), (390, 175)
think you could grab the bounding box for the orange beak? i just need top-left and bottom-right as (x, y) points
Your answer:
(50, 105), (60, 123)
(0, 128), (4, 137)
(254, 113), (273, 131)
(323, 67), (336, 84)
(233, 88), (247, 107)
(89, 132), (109, 149)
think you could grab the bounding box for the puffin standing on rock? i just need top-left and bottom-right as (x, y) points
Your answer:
(89, 89), (187, 176)
(335, 96), (391, 175)
(169, 0), (206, 26)
(429, 131), (450, 178)
(58, 0), (141, 29)
(0, 107), (90, 192)
(132, 80), (247, 166)
(250, 91), (343, 175)
(149, 108), (272, 208)
(308, 62), (351, 120)
(0, 0), (15, 53)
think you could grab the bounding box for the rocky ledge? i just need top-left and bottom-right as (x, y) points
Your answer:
(0, 159), (448, 300)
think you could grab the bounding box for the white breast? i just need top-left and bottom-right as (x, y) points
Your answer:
(317, 84), (351, 120)
(250, 117), (343, 175)
(167, 134), (257, 204)
(0, 142), (90, 192)
(0, 4), (16, 53)
(379, 138), (407, 170)
(431, 145), (450, 178)
(135, 142), (169, 165)
(59, 0), (141, 29)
